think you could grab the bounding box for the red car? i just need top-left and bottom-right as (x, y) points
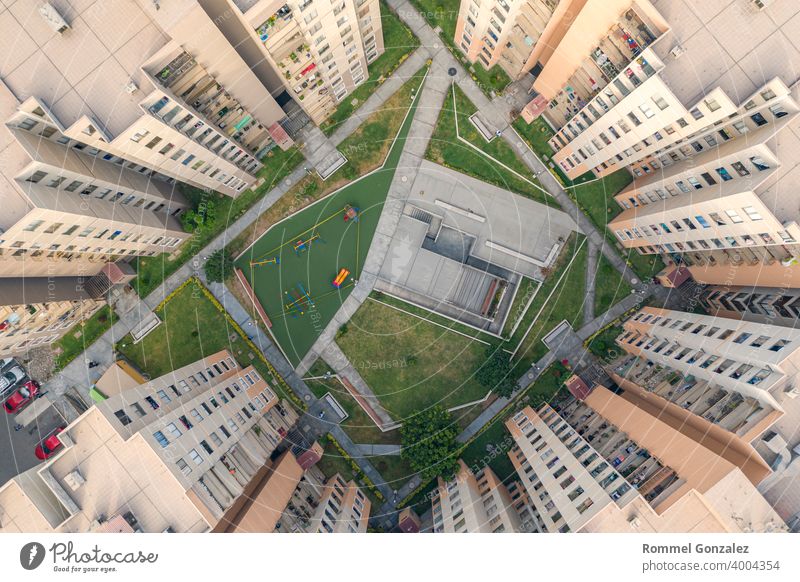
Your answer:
(3, 380), (39, 414)
(35, 426), (65, 460)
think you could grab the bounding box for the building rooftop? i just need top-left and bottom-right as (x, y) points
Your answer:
(652, 0), (800, 107)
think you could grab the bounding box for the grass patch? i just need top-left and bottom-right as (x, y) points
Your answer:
(409, 0), (510, 96)
(319, 1), (420, 135)
(371, 292), (496, 343)
(227, 66), (427, 261)
(585, 324), (625, 363)
(336, 299), (490, 420)
(116, 279), (294, 403)
(459, 363), (567, 480)
(510, 234), (588, 371)
(502, 277), (539, 338)
(594, 254), (634, 317)
(132, 145), (302, 297)
(53, 305), (117, 370)
(470, 60), (512, 95)
(427, 84), (551, 206)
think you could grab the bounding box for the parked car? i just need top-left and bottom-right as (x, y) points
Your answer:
(0, 365), (26, 398)
(3, 380), (39, 414)
(35, 426), (65, 460)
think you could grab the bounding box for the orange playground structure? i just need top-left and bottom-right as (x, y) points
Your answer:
(332, 268), (350, 289)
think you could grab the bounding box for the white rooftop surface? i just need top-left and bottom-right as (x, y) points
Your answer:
(652, 0), (800, 107)
(402, 160), (578, 279)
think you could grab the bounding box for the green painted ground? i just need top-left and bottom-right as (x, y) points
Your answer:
(234, 74), (425, 366)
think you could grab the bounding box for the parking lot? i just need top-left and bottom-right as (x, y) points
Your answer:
(0, 358), (66, 485)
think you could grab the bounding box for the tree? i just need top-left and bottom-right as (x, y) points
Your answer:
(400, 406), (460, 482)
(204, 248), (233, 283)
(181, 199), (217, 233)
(476, 344), (516, 398)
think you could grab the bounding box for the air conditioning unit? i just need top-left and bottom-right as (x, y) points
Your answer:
(628, 516), (641, 529)
(38, 2), (70, 34)
(749, 0), (775, 11)
(124, 82), (139, 94)
(669, 45), (686, 59)
(63, 470), (86, 491)
(785, 384), (800, 399)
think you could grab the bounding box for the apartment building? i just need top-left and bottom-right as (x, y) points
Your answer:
(0, 0), (302, 284)
(0, 350), (300, 532)
(229, 0), (385, 125)
(507, 400), (787, 532)
(606, 101), (800, 285)
(218, 448), (371, 533)
(307, 472), (371, 532)
(431, 459), (531, 532)
(616, 306), (800, 409)
(0, 277), (103, 356)
(510, 0), (800, 182)
(454, 0), (560, 80)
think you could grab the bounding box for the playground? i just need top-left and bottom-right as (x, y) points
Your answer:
(234, 75), (424, 366)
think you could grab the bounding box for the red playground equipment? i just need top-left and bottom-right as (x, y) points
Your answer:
(332, 268), (350, 289)
(343, 205), (360, 222)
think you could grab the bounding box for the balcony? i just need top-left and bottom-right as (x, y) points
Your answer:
(256, 5), (296, 49)
(544, 6), (664, 133)
(146, 55), (271, 171)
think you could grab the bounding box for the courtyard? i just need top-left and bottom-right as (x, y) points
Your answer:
(234, 72), (425, 367)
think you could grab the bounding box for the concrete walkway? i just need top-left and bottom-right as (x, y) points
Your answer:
(584, 241), (600, 324)
(357, 444), (402, 456)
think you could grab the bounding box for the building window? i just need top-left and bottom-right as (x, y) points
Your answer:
(114, 409), (132, 426)
(176, 459), (191, 476)
(153, 431), (169, 448)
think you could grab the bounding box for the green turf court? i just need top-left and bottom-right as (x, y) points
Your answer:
(234, 73), (425, 367)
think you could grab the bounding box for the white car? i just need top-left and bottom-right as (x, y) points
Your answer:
(0, 365), (26, 398)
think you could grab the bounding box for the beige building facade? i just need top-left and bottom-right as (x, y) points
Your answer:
(617, 306), (800, 409)
(431, 460), (530, 532)
(507, 399), (787, 533)
(230, 0), (385, 125)
(0, 350), (300, 532)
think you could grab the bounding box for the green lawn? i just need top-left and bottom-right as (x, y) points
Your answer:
(427, 83), (551, 206)
(336, 299), (490, 420)
(132, 145), (302, 297)
(234, 72), (425, 366)
(585, 324), (625, 363)
(370, 291), (496, 342)
(502, 277), (539, 338)
(409, 0), (511, 96)
(116, 279), (293, 403)
(319, 1), (420, 135)
(594, 253), (634, 317)
(510, 234), (588, 371)
(459, 363), (567, 480)
(470, 61), (512, 96)
(53, 305), (118, 370)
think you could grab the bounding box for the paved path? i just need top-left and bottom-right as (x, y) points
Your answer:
(584, 241), (600, 324)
